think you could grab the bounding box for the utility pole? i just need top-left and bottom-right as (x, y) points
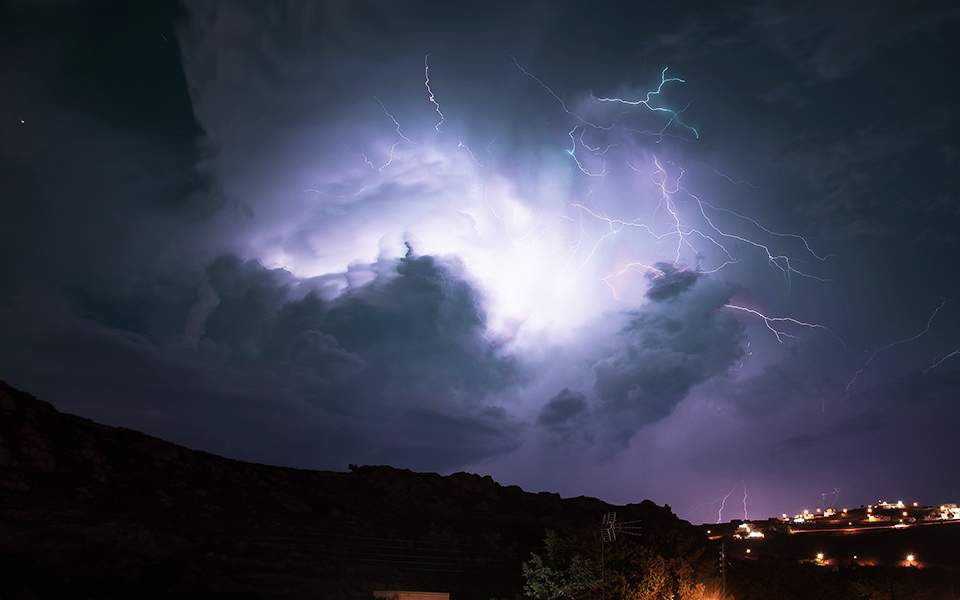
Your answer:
(599, 511), (643, 600)
(719, 542), (726, 599)
(600, 512), (616, 600)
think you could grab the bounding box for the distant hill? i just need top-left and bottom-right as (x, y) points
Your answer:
(0, 380), (695, 599)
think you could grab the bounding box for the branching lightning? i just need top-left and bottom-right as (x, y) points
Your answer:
(368, 96), (413, 172)
(510, 56), (611, 131)
(567, 126), (608, 177)
(509, 55), (832, 306)
(847, 298), (947, 391)
(685, 189), (829, 285)
(359, 57), (840, 357)
(724, 304), (843, 346)
(694, 197), (832, 263)
(594, 66), (700, 140)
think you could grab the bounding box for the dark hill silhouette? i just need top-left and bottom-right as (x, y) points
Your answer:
(0, 380), (695, 599)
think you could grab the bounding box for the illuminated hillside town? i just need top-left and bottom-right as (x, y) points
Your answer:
(701, 500), (960, 568)
(706, 500), (960, 539)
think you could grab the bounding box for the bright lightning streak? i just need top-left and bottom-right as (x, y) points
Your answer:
(361, 152), (376, 170)
(567, 126), (607, 177)
(360, 58), (833, 343)
(424, 54), (445, 132)
(511, 56), (611, 131)
(510, 58), (828, 291)
(846, 298), (947, 392)
(685, 189), (829, 285)
(724, 304), (842, 346)
(373, 96), (412, 143)
(378, 141), (401, 172)
(742, 483), (749, 521)
(457, 140), (480, 165)
(718, 487), (735, 524)
(594, 67), (700, 140)
(602, 262), (665, 300)
(695, 197), (831, 263)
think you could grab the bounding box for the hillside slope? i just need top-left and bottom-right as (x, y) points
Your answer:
(0, 380), (698, 599)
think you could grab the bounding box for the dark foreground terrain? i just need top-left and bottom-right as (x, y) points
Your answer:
(0, 380), (692, 599)
(2, 379), (959, 599)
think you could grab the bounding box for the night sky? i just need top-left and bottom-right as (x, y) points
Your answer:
(3, 1), (960, 523)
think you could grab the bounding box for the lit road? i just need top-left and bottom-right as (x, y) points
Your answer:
(789, 519), (960, 535)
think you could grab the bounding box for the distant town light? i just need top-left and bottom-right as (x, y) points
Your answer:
(902, 511), (908, 517)
(816, 553), (825, 562)
(906, 554), (915, 563)
(746, 548), (751, 554)
(913, 502), (918, 507)
(853, 555), (858, 560)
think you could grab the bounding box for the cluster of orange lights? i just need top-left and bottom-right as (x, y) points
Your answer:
(813, 553), (917, 565)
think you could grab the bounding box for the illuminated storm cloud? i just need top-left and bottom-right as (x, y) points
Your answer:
(3, 1), (960, 520)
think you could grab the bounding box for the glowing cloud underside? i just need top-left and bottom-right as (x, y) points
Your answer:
(271, 55), (836, 350)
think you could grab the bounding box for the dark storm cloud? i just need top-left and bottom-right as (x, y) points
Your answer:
(746, 2), (960, 80)
(202, 251), (520, 405)
(708, 349), (844, 420)
(592, 265), (744, 446)
(537, 388), (588, 434)
(643, 263), (700, 302)
(0, 251), (523, 471)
